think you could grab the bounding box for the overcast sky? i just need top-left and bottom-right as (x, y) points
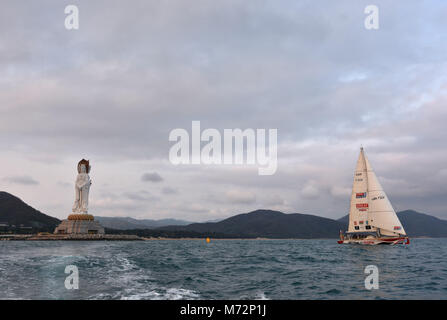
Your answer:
(1, 0), (446, 221)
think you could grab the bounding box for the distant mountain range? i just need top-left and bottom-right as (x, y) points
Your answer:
(158, 209), (345, 238)
(94, 216), (192, 230)
(1, 191), (447, 238)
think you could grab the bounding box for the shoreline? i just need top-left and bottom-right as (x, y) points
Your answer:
(1, 234), (439, 241)
(0, 235), (337, 241)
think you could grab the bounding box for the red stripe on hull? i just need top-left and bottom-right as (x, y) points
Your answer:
(338, 237), (410, 245)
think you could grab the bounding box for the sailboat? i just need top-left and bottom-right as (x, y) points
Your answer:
(338, 148), (410, 245)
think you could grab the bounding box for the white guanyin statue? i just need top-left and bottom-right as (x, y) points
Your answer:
(72, 159), (92, 214)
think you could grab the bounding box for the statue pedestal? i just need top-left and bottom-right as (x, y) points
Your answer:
(54, 214), (105, 235)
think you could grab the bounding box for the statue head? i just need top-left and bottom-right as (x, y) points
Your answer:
(77, 159), (91, 174)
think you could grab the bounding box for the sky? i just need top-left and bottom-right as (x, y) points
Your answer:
(1, 0), (446, 221)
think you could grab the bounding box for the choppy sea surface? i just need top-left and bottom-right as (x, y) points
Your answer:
(0, 239), (446, 300)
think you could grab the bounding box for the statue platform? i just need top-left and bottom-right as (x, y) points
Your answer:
(54, 214), (105, 235)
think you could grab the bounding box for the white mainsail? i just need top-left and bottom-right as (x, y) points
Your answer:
(348, 148), (406, 236)
(348, 148), (375, 233)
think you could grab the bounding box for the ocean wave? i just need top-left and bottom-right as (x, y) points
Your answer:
(254, 291), (270, 300)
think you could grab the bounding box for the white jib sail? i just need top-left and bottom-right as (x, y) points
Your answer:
(364, 153), (406, 236)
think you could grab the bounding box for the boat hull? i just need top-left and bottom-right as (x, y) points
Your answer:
(338, 237), (410, 245)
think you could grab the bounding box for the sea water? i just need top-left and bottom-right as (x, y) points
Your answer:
(0, 239), (446, 299)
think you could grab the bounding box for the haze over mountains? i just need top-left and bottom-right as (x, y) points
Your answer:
(94, 216), (192, 230)
(1, 191), (447, 238)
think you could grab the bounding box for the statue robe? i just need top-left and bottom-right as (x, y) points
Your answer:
(72, 173), (91, 213)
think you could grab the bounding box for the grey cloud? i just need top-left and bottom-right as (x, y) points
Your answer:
(261, 195), (285, 207)
(141, 172), (163, 183)
(124, 191), (160, 202)
(4, 176), (39, 186)
(162, 187), (178, 195)
(300, 184), (320, 200)
(1, 1), (443, 160)
(225, 190), (256, 204)
(57, 181), (71, 188)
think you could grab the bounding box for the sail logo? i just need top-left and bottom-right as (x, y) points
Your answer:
(356, 192), (367, 198)
(356, 203), (368, 208)
(394, 226), (401, 230)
